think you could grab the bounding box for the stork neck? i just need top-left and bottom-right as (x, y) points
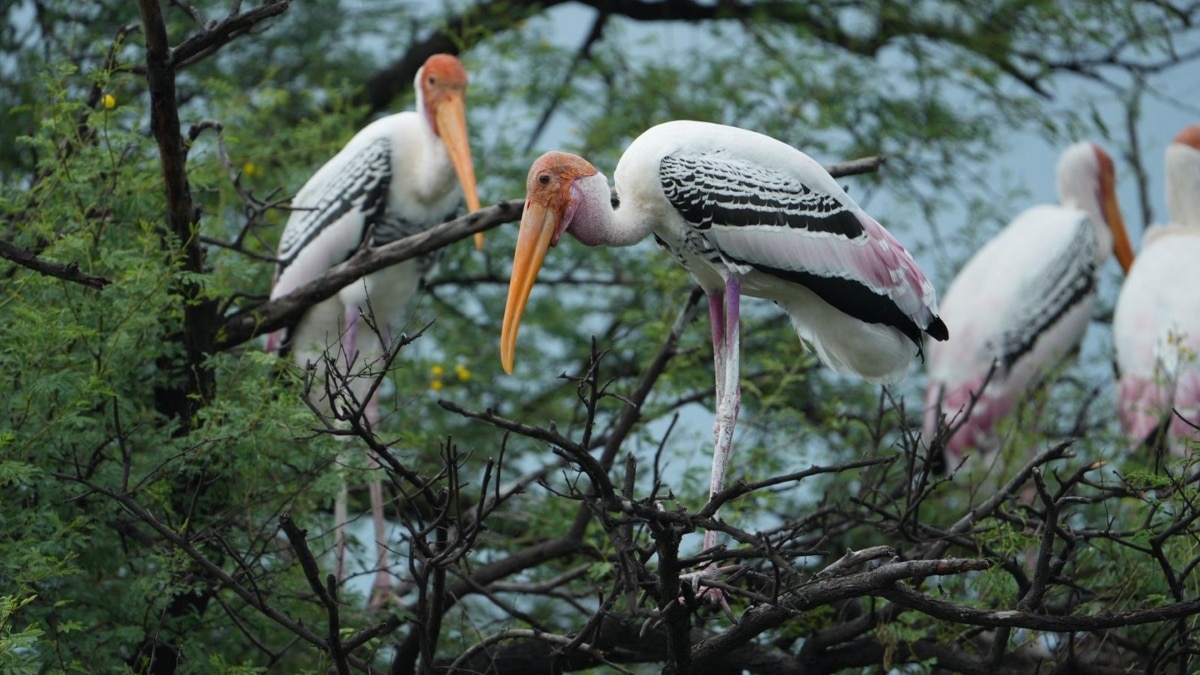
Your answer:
(568, 172), (652, 248)
(1057, 181), (1110, 263)
(413, 114), (456, 202)
(1166, 142), (1200, 227)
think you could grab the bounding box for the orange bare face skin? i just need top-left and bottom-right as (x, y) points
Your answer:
(419, 54), (484, 248)
(1094, 145), (1134, 273)
(1176, 124), (1200, 151)
(500, 152), (599, 374)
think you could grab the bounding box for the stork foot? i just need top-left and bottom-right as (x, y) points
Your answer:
(367, 572), (400, 609)
(677, 566), (737, 623)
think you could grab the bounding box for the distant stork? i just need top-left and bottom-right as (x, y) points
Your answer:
(1114, 125), (1200, 458)
(500, 120), (946, 593)
(924, 141), (1134, 470)
(268, 53), (481, 602)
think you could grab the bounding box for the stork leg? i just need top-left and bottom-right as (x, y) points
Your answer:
(332, 304), (361, 591)
(706, 276), (742, 549)
(365, 344), (395, 607)
(682, 278), (742, 616)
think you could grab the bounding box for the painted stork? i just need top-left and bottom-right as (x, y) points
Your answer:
(924, 141), (1134, 472)
(499, 120), (947, 592)
(267, 53), (481, 602)
(1114, 124), (1200, 458)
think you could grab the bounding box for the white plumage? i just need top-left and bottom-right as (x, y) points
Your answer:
(924, 141), (1133, 469)
(267, 53), (480, 603)
(1114, 125), (1200, 456)
(500, 120), (946, 591)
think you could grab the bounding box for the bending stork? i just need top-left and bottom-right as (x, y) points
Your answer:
(924, 141), (1134, 472)
(1114, 124), (1200, 458)
(268, 53), (481, 603)
(500, 120), (946, 586)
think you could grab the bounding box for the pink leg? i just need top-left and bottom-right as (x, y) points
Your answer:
(334, 481), (348, 582)
(364, 384), (394, 606)
(333, 305), (361, 588)
(333, 305), (396, 606)
(341, 304), (360, 369)
(681, 279), (741, 618)
(705, 275), (742, 553)
(708, 289), (727, 404)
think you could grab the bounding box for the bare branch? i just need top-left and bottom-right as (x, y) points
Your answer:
(0, 239), (110, 289)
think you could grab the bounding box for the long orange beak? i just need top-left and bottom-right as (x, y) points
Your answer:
(1104, 183), (1134, 273)
(500, 198), (560, 374)
(435, 92), (484, 249)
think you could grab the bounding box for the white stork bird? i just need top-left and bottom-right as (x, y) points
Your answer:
(267, 53), (481, 601)
(1114, 124), (1200, 458)
(924, 141), (1134, 472)
(500, 120), (947, 592)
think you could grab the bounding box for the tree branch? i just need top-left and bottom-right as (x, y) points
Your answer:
(881, 582), (1200, 632)
(692, 558), (991, 661)
(215, 198), (524, 350)
(0, 239), (110, 289)
(172, 1), (292, 70)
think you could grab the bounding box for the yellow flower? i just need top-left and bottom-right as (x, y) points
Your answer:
(102, 94), (116, 110)
(431, 365), (444, 377)
(242, 161), (258, 177)
(430, 379), (444, 391)
(454, 364), (471, 382)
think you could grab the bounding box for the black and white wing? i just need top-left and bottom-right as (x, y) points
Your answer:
(659, 151), (945, 346)
(272, 135), (392, 301)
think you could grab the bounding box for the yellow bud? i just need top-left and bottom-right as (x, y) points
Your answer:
(455, 366), (470, 382)
(431, 365), (444, 377)
(242, 161), (258, 177)
(102, 94), (116, 110)
(430, 379), (443, 391)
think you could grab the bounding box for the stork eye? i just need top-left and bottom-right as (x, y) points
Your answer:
(427, 76), (436, 86)
(538, 174), (551, 185)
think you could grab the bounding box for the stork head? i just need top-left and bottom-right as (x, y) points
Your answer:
(1056, 142), (1134, 273)
(500, 152), (600, 374)
(417, 53), (484, 247)
(1166, 124), (1200, 227)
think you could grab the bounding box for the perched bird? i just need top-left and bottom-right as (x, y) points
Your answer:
(924, 142), (1134, 472)
(268, 53), (481, 601)
(500, 120), (947, 581)
(1114, 124), (1200, 458)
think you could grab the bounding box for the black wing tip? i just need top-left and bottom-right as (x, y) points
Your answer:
(926, 316), (949, 342)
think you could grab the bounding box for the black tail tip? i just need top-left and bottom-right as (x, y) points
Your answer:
(925, 316), (949, 342)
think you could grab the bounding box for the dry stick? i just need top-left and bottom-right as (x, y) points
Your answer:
(702, 456), (894, 518)
(881, 582), (1200, 632)
(279, 514), (351, 675)
(0, 239), (111, 289)
(600, 287), (704, 468)
(218, 198), (524, 350)
(446, 629), (629, 674)
(918, 440), (1075, 562)
(691, 558), (991, 661)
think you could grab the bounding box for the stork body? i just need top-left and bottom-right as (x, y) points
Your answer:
(1114, 125), (1200, 457)
(924, 142), (1133, 471)
(269, 54), (480, 603)
(501, 120), (947, 571)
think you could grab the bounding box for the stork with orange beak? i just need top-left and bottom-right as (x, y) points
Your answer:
(500, 120), (946, 595)
(924, 141), (1134, 472)
(267, 53), (481, 602)
(1114, 125), (1200, 458)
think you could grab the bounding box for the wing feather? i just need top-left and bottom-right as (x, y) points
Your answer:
(278, 136), (392, 265)
(994, 220), (1096, 369)
(270, 137), (393, 305)
(659, 152), (944, 344)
